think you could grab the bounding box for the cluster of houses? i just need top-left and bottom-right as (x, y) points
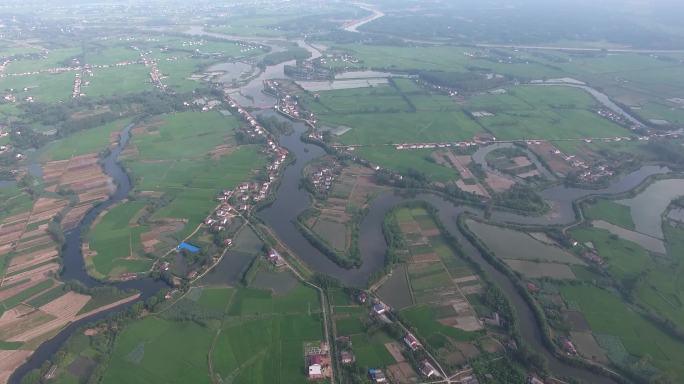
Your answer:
(576, 165), (615, 183)
(418, 79), (459, 97)
(227, 95), (267, 138)
(189, 97), (222, 111)
(275, 94), (304, 119)
(145, 56), (165, 90)
(226, 93), (289, 190)
(265, 81), (317, 128)
(395, 141), (479, 150)
(315, 52), (360, 67)
(206, 192), (236, 231)
(236, 41), (263, 54)
(582, 249), (606, 265)
(71, 72), (86, 98)
(307, 162), (338, 195)
(234, 181), (273, 209)
(0, 55), (142, 80)
(545, 144), (618, 182)
(596, 108), (631, 127)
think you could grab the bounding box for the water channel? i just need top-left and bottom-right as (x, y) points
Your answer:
(12, 29), (672, 383)
(9, 124), (168, 384)
(259, 118), (669, 383)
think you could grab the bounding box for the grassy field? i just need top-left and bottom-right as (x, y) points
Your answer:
(195, 287), (235, 311)
(303, 85), (412, 115)
(42, 117), (133, 161)
(356, 147), (458, 183)
(632, 224), (684, 330)
(84, 46), (141, 66)
(584, 199), (635, 230)
(401, 305), (480, 343)
(0, 72), (74, 103)
(328, 110), (482, 145)
(102, 317), (215, 384)
(561, 284), (684, 380)
(5, 48), (81, 73)
(126, 111), (265, 238)
(102, 282), (323, 384)
(570, 227), (650, 280)
(465, 86), (630, 140)
(87, 201), (152, 278)
(85, 65), (153, 98)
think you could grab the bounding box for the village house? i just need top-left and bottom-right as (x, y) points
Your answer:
(403, 332), (421, 351)
(267, 248), (286, 267)
(368, 369), (387, 383)
(482, 312), (501, 327)
(561, 338), (577, 355)
(372, 302), (387, 316)
(307, 355), (325, 380)
(340, 350), (355, 365)
(304, 341), (331, 380)
(419, 360), (439, 378)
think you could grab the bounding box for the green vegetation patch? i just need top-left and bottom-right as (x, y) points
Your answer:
(561, 285), (684, 380)
(102, 317), (214, 384)
(26, 285), (67, 308)
(43, 117), (133, 161)
(356, 147), (458, 183)
(350, 331), (396, 368)
(87, 201), (152, 278)
(0, 279), (54, 310)
(585, 199), (635, 230)
(196, 287), (234, 311)
(570, 227), (650, 280)
(401, 305), (480, 343)
(212, 313), (323, 383)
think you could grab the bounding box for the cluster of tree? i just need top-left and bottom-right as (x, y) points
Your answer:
(294, 216), (359, 268)
(645, 141), (684, 168)
(256, 115), (293, 135)
(482, 285), (513, 330)
(235, 129), (267, 144)
(10, 127), (50, 149)
(46, 219), (64, 244)
(259, 47), (311, 67)
(472, 355), (527, 384)
(419, 70), (508, 93)
(374, 168), (429, 189)
(492, 184), (546, 213)
(0, 152), (19, 167)
(382, 209), (405, 266)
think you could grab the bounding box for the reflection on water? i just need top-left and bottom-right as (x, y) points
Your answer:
(617, 178), (684, 239)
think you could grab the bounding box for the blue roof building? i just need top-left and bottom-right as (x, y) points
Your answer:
(177, 242), (200, 253)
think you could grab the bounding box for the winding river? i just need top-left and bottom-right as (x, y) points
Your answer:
(259, 119), (669, 383)
(11, 29), (669, 383)
(9, 124), (168, 384)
